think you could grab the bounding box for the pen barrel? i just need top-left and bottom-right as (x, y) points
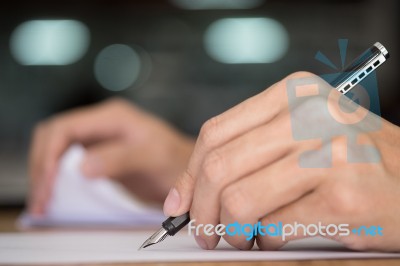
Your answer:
(162, 213), (190, 236)
(330, 42), (389, 94)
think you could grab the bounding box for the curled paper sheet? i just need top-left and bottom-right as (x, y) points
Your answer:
(18, 144), (164, 228)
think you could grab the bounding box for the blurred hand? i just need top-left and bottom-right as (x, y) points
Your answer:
(164, 72), (400, 251)
(29, 98), (194, 216)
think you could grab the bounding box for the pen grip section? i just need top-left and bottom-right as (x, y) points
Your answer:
(162, 213), (190, 236)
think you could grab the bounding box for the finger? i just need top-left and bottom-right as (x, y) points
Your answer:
(256, 193), (328, 250)
(164, 71), (318, 217)
(81, 141), (155, 179)
(28, 98), (135, 215)
(255, 185), (371, 251)
(195, 72), (318, 154)
(28, 123), (45, 215)
(28, 122), (55, 215)
(219, 153), (323, 250)
(257, 185), (391, 252)
(29, 122), (46, 184)
(82, 137), (181, 203)
(189, 111), (297, 249)
(38, 98), (139, 181)
(46, 99), (134, 145)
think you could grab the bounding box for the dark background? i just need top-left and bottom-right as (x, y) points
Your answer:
(0, 0), (398, 205)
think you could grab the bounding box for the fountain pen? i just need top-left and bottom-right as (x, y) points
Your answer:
(138, 212), (190, 250)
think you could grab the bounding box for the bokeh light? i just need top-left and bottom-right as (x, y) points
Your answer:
(10, 20), (90, 65)
(204, 18), (289, 64)
(170, 0), (264, 10)
(94, 44), (142, 92)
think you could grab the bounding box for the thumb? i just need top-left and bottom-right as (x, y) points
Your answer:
(163, 168), (196, 217)
(163, 137), (205, 217)
(80, 141), (143, 179)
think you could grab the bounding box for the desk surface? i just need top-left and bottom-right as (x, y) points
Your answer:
(1, 208), (399, 266)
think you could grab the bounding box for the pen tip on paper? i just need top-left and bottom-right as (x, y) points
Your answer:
(138, 227), (169, 250)
(138, 238), (153, 250)
(138, 239), (147, 250)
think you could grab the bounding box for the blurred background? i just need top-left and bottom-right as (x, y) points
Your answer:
(0, 0), (398, 206)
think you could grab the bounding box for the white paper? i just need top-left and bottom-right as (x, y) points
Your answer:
(0, 231), (399, 264)
(19, 144), (164, 228)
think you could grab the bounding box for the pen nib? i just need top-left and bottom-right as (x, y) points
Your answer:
(138, 227), (168, 250)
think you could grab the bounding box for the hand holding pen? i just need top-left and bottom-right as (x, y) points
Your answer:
(142, 43), (400, 252)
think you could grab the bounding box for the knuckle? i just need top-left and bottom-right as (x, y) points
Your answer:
(201, 150), (225, 185)
(104, 97), (132, 113)
(261, 213), (279, 228)
(285, 71), (317, 81)
(302, 93), (327, 108)
(33, 117), (62, 141)
(331, 137), (348, 165)
(198, 116), (222, 151)
(42, 118), (69, 151)
(282, 71), (328, 112)
(175, 169), (196, 191)
(256, 216), (284, 250)
(47, 118), (64, 135)
(221, 185), (247, 220)
(291, 95), (328, 123)
(263, 214), (287, 240)
(325, 182), (361, 216)
(105, 97), (128, 107)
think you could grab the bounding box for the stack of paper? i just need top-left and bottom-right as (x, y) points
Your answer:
(18, 144), (164, 228)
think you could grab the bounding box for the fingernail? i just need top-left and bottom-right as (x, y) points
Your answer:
(81, 155), (103, 177)
(163, 188), (180, 216)
(195, 235), (209, 250)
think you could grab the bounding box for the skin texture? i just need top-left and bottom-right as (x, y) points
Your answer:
(29, 98), (195, 216)
(163, 72), (400, 252)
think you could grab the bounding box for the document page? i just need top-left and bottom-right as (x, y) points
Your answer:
(1, 231), (400, 264)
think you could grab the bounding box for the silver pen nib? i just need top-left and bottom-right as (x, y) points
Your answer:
(138, 227), (168, 250)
